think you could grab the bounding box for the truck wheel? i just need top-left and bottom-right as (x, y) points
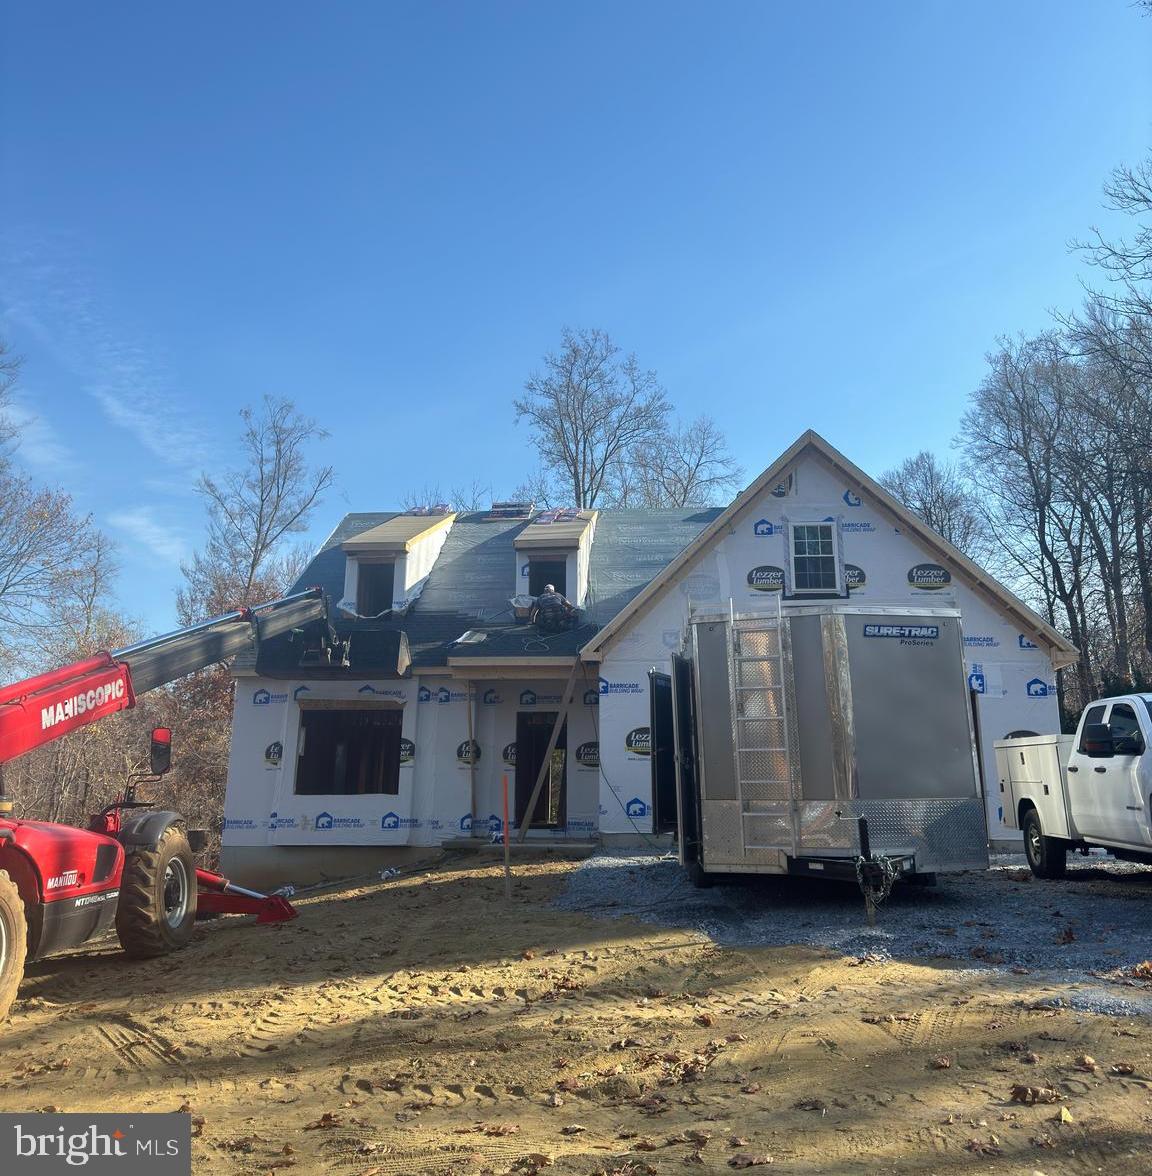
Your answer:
(1022, 808), (1066, 880)
(116, 826), (197, 958)
(0, 869), (28, 1023)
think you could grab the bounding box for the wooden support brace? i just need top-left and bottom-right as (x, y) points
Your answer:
(516, 660), (582, 843)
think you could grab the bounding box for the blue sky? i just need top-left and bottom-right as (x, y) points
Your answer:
(2, 1), (1150, 634)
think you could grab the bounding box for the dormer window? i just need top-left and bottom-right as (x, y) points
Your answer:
(357, 561), (395, 617)
(341, 512), (456, 618)
(527, 559), (566, 598)
(513, 510), (596, 606)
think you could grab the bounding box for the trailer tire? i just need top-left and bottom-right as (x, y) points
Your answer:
(116, 826), (197, 958)
(1022, 808), (1066, 880)
(0, 869), (28, 1023)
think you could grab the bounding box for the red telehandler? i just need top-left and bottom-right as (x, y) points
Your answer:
(0, 588), (337, 1022)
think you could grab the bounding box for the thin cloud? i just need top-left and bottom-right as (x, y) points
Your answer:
(108, 506), (190, 566)
(4, 392), (79, 474)
(0, 231), (213, 470)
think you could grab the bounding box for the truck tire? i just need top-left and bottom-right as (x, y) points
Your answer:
(0, 869), (28, 1023)
(116, 826), (197, 958)
(1022, 808), (1066, 880)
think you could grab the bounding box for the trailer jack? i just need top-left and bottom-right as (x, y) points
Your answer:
(194, 869), (298, 924)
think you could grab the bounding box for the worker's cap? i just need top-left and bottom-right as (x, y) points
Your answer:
(544, 584), (555, 592)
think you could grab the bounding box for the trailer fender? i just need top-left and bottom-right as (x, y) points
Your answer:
(117, 810), (185, 851)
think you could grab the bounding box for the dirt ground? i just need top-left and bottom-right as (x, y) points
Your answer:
(3, 855), (1152, 1175)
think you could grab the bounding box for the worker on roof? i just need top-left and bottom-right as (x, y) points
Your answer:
(534, 584), (575, 633)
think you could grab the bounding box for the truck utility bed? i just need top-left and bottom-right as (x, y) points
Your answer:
(995, 734), (1075, 840)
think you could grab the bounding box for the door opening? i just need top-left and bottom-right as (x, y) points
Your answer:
(515, 711), (567, 828)
(649, 671), (677, 833)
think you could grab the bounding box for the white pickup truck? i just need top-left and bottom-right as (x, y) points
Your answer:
(996, 694), (1152, 878)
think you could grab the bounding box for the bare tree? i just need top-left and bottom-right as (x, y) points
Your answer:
(0, 336), (21, 453)
(0, 338), (117, 675)
(959, 334), (1100, 707)
(1075, 154), (1152, 378)
(401, 478), (491, 513)
(878, 450), (987, 559)
(178, 395), (333, 621)
(611, 415), (742, 508)
(515, 328), (670, 508)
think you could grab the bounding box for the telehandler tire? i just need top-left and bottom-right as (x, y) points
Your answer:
(0, 868), (28, 1023)
(1022, 808), (1067, 880)
(116, 825), (197, 958)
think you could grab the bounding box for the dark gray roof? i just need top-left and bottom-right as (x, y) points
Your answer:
(291, 507), (725, 670)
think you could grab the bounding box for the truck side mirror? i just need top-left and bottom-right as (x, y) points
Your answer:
(150, 727), (173, 776)
(1081, 722), (1114, 758)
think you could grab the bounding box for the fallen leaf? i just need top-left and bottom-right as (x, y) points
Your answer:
(729, 1136), (750, 1147)
(740, 1083), (761, 1095)
(484, 1123), (522, 1137)
(793, 1098), (826, 1113)
(729, 1155), (773, 1168)
(1055, 1106), (1074, 1124)
(1110, 1062), (1136, 1076)
(545, 1092), (564, 1108)
(695, 1014), (715, 1027)
(560, 1125), (586, 1135)
(303, 1112), (342, 1130)
(930, 1056), (952, 1070)
(1009, 1085), (1062, 1105)
(1075, 1054), (1098, 1072)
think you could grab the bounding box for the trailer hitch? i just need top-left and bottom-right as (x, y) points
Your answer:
(835, 811), (901, 927)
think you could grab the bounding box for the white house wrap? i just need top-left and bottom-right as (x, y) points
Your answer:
(221, 432), (1076, 884)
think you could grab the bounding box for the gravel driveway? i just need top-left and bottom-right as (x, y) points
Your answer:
(556, 851), (1152, 1011)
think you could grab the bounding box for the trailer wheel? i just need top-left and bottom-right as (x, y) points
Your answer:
(116, 826), (197, 958)
(1022, 808), (1066, 879)
(0, 869), (28, 1023)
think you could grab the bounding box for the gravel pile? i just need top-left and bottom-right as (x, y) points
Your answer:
(555, 851), (1152, 1003)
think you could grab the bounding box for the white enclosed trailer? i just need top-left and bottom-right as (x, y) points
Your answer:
(668, 605), (989, 890)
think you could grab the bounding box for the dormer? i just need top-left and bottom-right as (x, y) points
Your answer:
(513, 510), (598, 607)
(340, 512), (456, 617)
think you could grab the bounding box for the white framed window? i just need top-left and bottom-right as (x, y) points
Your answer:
(788, 521), (842, 595)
